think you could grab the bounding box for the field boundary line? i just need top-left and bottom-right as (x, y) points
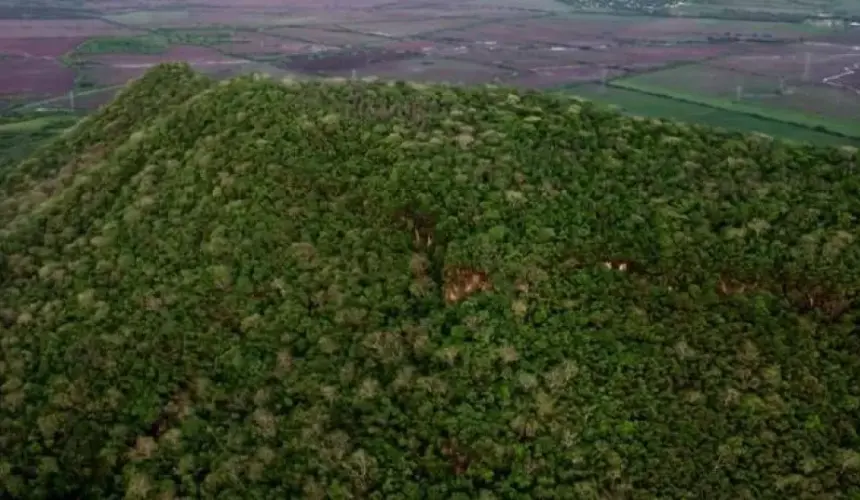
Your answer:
(610, 79), (860, 139)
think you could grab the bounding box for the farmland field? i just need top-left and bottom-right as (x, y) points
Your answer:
(428, 16), (635, 44)
(338, 18), (497, 38)
(708, 43), (860, 93)
(0, 57), (75, 98)
(326, 57), (514, 84)
(213, 32), (330, 56)
(0, 37), (88, 57)
(77, 45), (251, 85)
(264, 27), (389, 46)
(506, 64), (622, 87)
(0, 19), (140, 38)
(671, 0), (860, 17)
(104, 9), (192, 26)
(0, 112), (79, 173)
(615, 64), (860, 137)
(277, 46), (426, 73)
(568, 83), (860, 146)
(615, 16), (842, 41)
(73, 35), (170, 55)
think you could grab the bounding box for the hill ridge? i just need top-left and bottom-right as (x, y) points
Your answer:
(0, 64), (859, 498)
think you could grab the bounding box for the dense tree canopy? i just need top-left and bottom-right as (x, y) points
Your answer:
(0, 63), (859, 498)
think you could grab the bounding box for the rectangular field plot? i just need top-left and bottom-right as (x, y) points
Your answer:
(453, 44), (730, 73)
(264, 27), (387, 46)
(568, 84), (858, 146)
(79, 45), (252, 85)
(427, 16), (635, 45)
(616, 17), (838, 42)
(505, 65), (622, 88)
(337, 18), (486, 38)
(0, 20), (140, 38)
(615, 64), (860, 138)
(104, 10), (192, 27)
(327, 58), (514, 85)
(214, 32), (333, 56)
(0, 57), (75, 97)
(448, 46), (589, 71)
(708, 44), (860, 92)
(0, 37), (88, 58)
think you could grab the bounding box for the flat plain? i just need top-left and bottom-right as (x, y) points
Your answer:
(0, 0), (858, 145)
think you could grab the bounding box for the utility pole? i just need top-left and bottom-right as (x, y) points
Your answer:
(600, 67), (608, 93)
(735, 84), (743, 101)
(802, 52), (811, 82)
(68, 90), (75, 110)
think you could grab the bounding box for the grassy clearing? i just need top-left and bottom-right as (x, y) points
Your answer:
(567, 83), (859, 146)
(104, 10), (190, 26)
(0, 113), (79, 175)
(73, 36), (169, 55)
(0, 117), (66, 133)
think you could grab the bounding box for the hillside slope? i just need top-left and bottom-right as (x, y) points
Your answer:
(1, 63), (859, 498)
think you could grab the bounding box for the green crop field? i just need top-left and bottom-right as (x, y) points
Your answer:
(567, 83), (860, 146)
(0, 113), (79, 177)
(613, 65), (860, 139)
(104, 10), (191, 26)
(72, 36), (170, 55)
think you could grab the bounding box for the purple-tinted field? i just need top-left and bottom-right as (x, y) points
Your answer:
(0, 37), (87, 57)
(708, 43), (860, 92)
(214, 32), (334, 55)
(427, 17), (629, 45)
(0, 19), (138, 38)
(559, 45), (731, 70)
(82, 45), (250, 84)
(264, 27), (387, 46)
(447, 44), (731, 73)
(0, 57), (75, 96)
(277, 46), (422, 72)
(507, 65), (625, 88)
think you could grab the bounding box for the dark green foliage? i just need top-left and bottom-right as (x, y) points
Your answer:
(1, 63), (859, 499)
(0, 113), (79, 177)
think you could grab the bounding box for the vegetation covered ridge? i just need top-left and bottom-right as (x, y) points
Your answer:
(1, 63), (859, 498)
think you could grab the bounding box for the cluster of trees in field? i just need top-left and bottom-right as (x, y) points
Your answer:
(0, 64), (858, 498)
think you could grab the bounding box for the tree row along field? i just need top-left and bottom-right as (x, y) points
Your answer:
(0, 63), (859, 498)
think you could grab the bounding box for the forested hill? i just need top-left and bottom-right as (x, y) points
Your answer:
(1, 63), (859, 498)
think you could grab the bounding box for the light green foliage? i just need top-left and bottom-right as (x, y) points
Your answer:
(72, 36), (170, 55)
(0, 63), (859, 498)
